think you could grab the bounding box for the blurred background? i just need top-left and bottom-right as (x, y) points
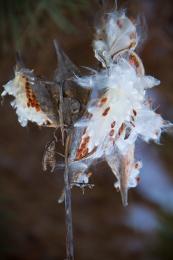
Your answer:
(0, 0), (173, 259)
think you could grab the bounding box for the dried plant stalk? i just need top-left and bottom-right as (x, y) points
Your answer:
(64, 133), (74, 260)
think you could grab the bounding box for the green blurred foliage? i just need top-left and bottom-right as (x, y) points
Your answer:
(0, 0), (90, 52)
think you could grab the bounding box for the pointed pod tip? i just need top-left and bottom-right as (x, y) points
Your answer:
(122, 200), (128, 207)
(120, 188), (128, 207)
(15, 51), (25, 70)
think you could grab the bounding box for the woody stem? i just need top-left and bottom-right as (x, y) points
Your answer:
(64, 133), (74, 260)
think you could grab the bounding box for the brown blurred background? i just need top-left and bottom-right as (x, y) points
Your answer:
(0, 0), (173, 259)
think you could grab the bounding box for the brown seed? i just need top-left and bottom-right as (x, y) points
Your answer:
(133, 109), (137, 116)
(129, 54), (139, 68)
(99, 97), (107, 105)
(135, 162), (139, 169)
(109, 129), (114, 137)
(77, 147), (89, 160)
(118, 123), (125, 136)
(102, 107), (110, 116)
(111, 121), (116, 128)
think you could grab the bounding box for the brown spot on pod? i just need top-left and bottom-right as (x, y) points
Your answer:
(129, 53), (142, 72)
(99, 97), (107, 106)
(76, 145), (97, 161)
(124, 126), (131, 140)
(76, 147), (89, 160)
(111, 121), (116, 128)
(136, 176), (141, 184)
(78, 135), (90, 151)
(109, 129), (114, 137)
(102, 107), (110, 116)
(77, 135), (90, 158)
(135, 162), (140, 169)
(118, 123), (125, 136)
(133, 109), (137, 116)
(76, 150), (82, 160)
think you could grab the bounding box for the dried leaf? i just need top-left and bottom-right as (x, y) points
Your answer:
(42, 140), (56, 172)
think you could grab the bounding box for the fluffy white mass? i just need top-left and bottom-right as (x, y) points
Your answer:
(75, 59), (160, 154)
(72, 9), (172, 206)
(2, 69), (51, 127)
(93, 10), (138, 67)
(1, 8), (172, 206)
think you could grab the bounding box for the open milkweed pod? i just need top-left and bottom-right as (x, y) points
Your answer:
(54, 40), (78, 84)
(53, 40), (89, 105)
(72, 8), (172, 206)
(53, 40), (90, 127)
(74, 57), (170, 205)
(93, 9), (138, 67)
(106, 143), (142, 206)
(114, 50), (145, 76)
(2, 57), (59, 128)
(74, 58), (160, 160)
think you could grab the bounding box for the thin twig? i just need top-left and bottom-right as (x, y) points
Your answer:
(58, 82), (65, 146)
(64, 133), (74, 260)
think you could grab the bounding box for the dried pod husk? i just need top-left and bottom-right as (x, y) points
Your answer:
(2, 65), (59, 127)
(53, 40), (90, 128)
(94, 10), (138, 67)
(42, 140), (57, 172)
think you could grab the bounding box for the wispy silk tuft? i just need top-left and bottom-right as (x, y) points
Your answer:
(1, 9), (172, 206)
(72, 9), (172, 206)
